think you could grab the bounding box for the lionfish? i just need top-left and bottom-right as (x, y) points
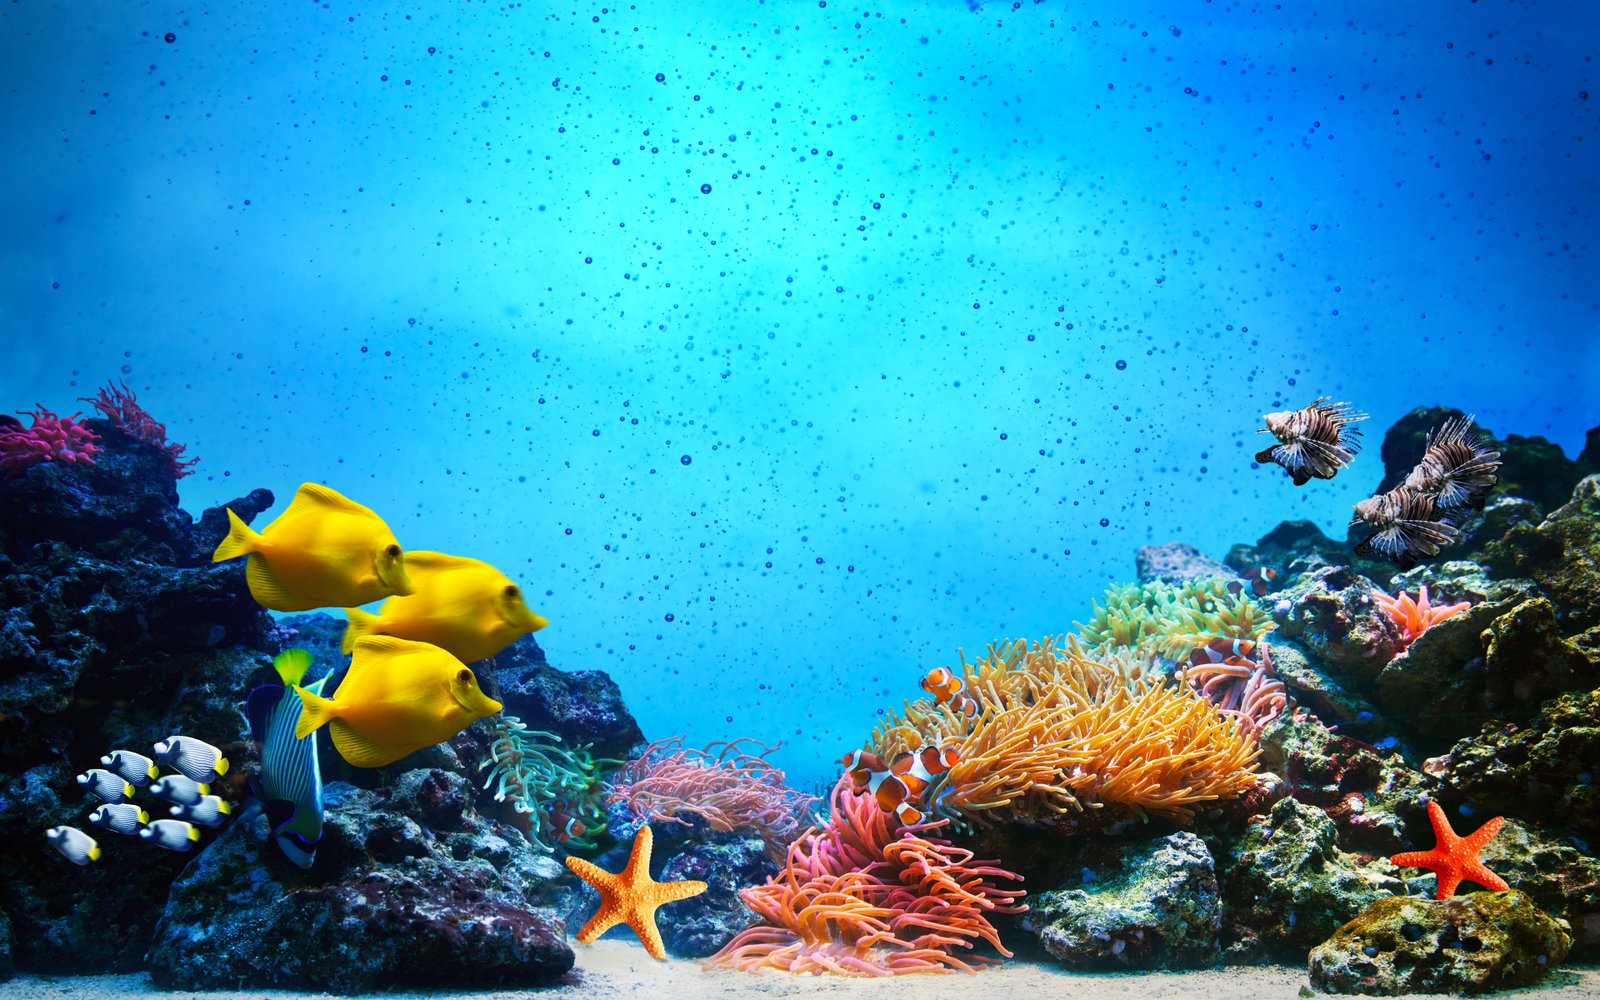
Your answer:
(1255, 397), (1370, 486)
(1351, 486), (1460, 571)
(1400, 414), (1501, 512)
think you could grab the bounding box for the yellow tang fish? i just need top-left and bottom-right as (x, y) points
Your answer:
(293, 636), (503, 768)
(341, 551), (549, 664)
(212, 482), (416, 612)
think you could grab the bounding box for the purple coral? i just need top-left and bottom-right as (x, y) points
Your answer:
(0, 406), (103, 479)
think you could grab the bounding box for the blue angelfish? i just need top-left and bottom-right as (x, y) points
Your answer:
(150, 774), (209, 806)
(245, 648), (326, 869)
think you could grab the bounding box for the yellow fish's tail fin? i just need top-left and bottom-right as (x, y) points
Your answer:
(273, 649), (315, 687)
(292, 685), (339, 741)
(341, 608), (382, 654)
(212, 509), (262, 563)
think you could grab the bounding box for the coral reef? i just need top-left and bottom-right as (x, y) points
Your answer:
(605, 736), (820, 861)
(655, 832), (776, 958)
(480, 714), (614, 853)
(1307, 890), (1571, 995)
(0, 407), (101, 479)
(1021, 832), (1222, 969)
(80, 381), (197, 479)
(704, 777), (1025, 975)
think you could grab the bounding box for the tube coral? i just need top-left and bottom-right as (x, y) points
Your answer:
(703, 777), (1026, 976)
(82, 380), (198, 478)
(605, 736), (820, 860)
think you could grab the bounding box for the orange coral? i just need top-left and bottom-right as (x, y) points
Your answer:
(703, 777), (1025, 976)
(871, 636), (1261, 829)
(1371, 584), (1472, 650)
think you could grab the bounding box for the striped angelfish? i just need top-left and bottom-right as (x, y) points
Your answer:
(245, 648), (326, 869)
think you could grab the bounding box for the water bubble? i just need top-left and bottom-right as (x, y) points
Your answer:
(1115, 359), (1127, 370)
(700, 183), (712, 194)
(1099, 517), (1110, 527)
(163, 32), (176, 43)
(664, 613), (675, 622)
(680, 454), (692, 465)
(655, 72), (665, 82)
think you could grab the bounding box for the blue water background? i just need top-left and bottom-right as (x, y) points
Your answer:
(2, 1), (1595, 789)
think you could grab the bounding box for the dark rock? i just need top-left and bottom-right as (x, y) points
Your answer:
(0, 903), (12, 982)
(1307, 890), (1571, 995)
(489, 637), (645, 762)
(656, 831), (774, 958)
(1372, 599), (1506, 747)
(1258, 714), (1430, 855)
(192, 488), (275, 557)
(1476, 819), (1600, 960)
(147, 780), (575, 991)
(1135, 542), (1231, 585)
(1491, 476), (1600, 635)
(1424, 689), (1600, 847)
(1020, 832), (1221, 969)
(1387, 560), (1537, 608)
(1265, 640), (1389, 741)
(1226, 520), (1349, 582)
(1222, 797), (1403, 960)
(1272, 567), (1399, 683)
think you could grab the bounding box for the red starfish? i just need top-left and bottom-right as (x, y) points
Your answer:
(1389, 799), (1509, 900)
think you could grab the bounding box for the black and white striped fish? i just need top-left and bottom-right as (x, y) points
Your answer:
(100, 749), (158, 788)
(153, 735), (229, 784)
(169, 795), (233, 828)
(89, 803), (149, 836)
(76, 768), (135, 804)
(1255, 397), (1369, 486)
(139, 819), (200, 853)
(150, 774), (210, 806)
(45, 825), (100, 865)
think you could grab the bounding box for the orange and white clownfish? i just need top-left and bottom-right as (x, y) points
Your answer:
(920, 667), (979, 718)
(1183, 637), (1258, 670)
(543, 798), (587, 845)
(1227, 567), (1278, 598)
(839, 744), (960, 826)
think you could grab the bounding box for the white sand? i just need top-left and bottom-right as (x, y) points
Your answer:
(1, 941), (1595, 999)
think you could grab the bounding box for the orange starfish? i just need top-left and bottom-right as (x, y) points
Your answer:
(565, 824), (707, 960)
(1372, 584), (1472, 650)
(1389, 799), (1509, 900)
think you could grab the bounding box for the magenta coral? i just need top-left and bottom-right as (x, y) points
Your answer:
(0, 406), (103, 479)
(704, 776), (1026, 975)
(81, 380), (198, 478)
(605, 736), (820, 860)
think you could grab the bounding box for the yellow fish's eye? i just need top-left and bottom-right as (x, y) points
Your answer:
(503, 585), (519, 599)
(456, 668), (473, 685)
(385, 544), (401, 558)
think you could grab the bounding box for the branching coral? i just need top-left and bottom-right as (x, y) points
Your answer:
(703, 777), (1026, 976)
(1372, 585), (1472, 650)
(872, 636), (1260, 830)
(605, 736), (820, 860)
(1075, 578), (1276, 661)
(1180, 641), (1288, 732)
(82, 380), (198, 478)
(479, 714), (615, 853)
(0, 406), (102, 479)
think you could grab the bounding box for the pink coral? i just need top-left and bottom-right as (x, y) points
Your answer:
(0, 407), (103, 479)
(704, 777), (1025, 975)
(81, 380), (198, 478)
(605, 736), (820, 860)
(1181, 641), (1289, 732)
(1371, 584), (1472, 650)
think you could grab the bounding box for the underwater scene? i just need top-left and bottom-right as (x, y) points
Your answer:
(1, 1), (1597, 997)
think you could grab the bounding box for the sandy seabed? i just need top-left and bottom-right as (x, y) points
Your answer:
(1, 942), (1596, 1000)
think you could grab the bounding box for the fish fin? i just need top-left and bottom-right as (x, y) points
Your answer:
(351, 635), (422, 657)
(342, 608), (381, 654)
(401, 550), (482, 572)
(329, 720), (402, 769)
(292, 685), (339, 741)
(187, 825), (201, 842)
(218, 800), (232, 815)
(262, 797), (296, 833)
(244, 682), (282, 745)
(284, 482), (374, 520)
(197, 782), (210, 796)
(274, 648), (314, 687)
(212, 508), (262, 562)
(245, 555), (297, 610)
(214, 758), (229, 777)
(88, 845), (102, 862)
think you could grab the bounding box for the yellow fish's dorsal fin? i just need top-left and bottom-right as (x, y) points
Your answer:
(245, 554), (297, 611)
(341, 608), (383, 654)
(401, 550), (485, 574)
(283, 482), (375, 522)
(273, 649), (315, 687)
(212, 508), (263, 563)
(292, 684), (340, 741)
(352, 635), (429, 658)
(330, 720), (407, 769)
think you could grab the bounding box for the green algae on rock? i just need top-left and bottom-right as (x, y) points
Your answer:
(1223, 797), (1403, 960)
(1308, 890), (1571, 995)
(1020, 832), (1222, 969)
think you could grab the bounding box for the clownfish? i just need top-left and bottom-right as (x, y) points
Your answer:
(839, 744), (960, 826)
(544, 798), (588, 846)
(1183, 637), (1258, 670)
(1227, 567), (1277, 599)
(920, 667), (979, 718)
